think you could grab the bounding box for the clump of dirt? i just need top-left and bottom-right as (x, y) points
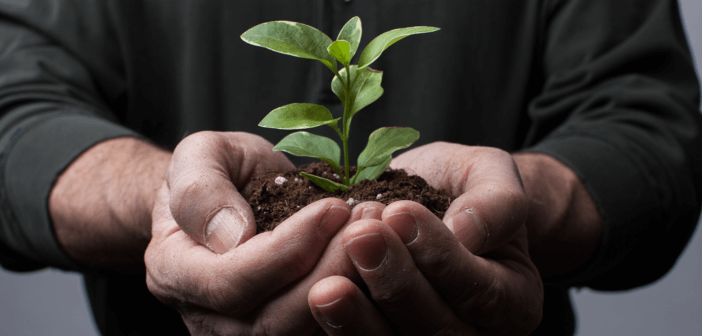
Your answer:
(246, 161), (455, 233)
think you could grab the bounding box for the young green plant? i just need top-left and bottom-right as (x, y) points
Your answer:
(241, 17), (439, 192)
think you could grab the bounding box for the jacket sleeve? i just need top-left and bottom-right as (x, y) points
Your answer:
(0, 1), (144, 272)
(524, 0), (702, 289)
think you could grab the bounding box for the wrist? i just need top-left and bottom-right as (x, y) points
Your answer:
(512, 152), (602, 278)
(49, 137), (171, 272)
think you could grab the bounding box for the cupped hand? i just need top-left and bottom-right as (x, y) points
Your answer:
(144, 131), (363, 335)
(308, 142), (544, 335)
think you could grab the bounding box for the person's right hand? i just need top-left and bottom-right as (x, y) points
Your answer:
(144, 131), (357, 335)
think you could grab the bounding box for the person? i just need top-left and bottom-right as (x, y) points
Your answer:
(0, 0), (700, 335)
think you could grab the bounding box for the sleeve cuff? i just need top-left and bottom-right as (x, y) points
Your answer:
(523, 131), (659, 286)
(0, 113), (147, 271)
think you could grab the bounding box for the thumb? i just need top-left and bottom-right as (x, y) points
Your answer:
(167, 131), (258, 254)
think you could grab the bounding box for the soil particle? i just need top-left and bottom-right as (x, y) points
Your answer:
(246, 162), (455, 233)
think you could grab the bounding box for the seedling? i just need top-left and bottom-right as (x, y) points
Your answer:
(241, 17), (439, 192)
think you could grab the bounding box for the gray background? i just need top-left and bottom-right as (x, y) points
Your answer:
(1, 1), (701, 335)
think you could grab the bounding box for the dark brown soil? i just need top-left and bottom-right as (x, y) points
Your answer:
(246, 161), (456, 233)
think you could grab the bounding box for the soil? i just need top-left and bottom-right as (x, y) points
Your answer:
(246, 161), (456, 233)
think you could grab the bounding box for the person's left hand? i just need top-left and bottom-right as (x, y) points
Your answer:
(307, 142), (544, 335)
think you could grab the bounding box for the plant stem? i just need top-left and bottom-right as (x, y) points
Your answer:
(343, 137), (350, 185)
(342, 66), (354, 185)
(331, 66), (345, 91)
(351, 166), (363, 185)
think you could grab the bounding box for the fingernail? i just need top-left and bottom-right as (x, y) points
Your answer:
(345, 233), (388, 271)
(314, 296), (354, 328)
(448, 209), (489, 253)
(361, 207), (383, 219)
(205, 208), (245, 254)
(319, 206), (351, 239)
(384, 212), (419, 245)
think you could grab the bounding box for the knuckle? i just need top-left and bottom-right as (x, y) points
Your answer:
(479, 146), (511, 159)
(144, 250), (193, 308)
(428, 141), (449, 150)
(171, 170), (206, 200)
(145, 266), (179, 307)
(234, 132), (274, 156)
(185, 130), (219, 144)
(237, 131), (272, 146)
(143, 247), (163, 292)
(144, 272), (165, 300)
(168, 173), (206, 222)
(173, 131), (220, 156)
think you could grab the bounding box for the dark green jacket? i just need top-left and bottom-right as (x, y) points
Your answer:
(1, 0), (700, 334)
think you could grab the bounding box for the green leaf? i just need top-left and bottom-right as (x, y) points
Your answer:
(240, 21), (338, 73)
(331, 65), (384, 130)
(352, 155), (391, 184)
(301, 172), (349, 192)
(357, 26), (440, 70)
(357, 127), (420, 167)
(259, 103), (339, 130)
(327, 40), (351, 67)
(274, 132), (341, 172)
(337, 16), (362, 60)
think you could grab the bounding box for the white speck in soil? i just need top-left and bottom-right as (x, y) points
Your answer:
(322, 171), (328, 176)
(257, 205), (261, 210)
(274, 176), (288, 185)
(346, 198), (359, 206)
(294, 178), (300, 182)
(376, 193), (382, 199)
(332, 173), (340, 180)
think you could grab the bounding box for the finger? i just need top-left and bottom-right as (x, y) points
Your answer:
(309, 276), (394, 335)
(237, 202), (388, 334)
(342, 219), (476, 335)
(382, 201), (543, 334)
(393, 143), (528, 254)
(176, 304), (323, 336)
(146, 194), (350, 317)
(177, 307), (258, 335)
(442, 159), (528, 254)
(167, 131), (294, 253)
(351, 201), (386, 221)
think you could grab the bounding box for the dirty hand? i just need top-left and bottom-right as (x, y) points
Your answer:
(144, 131), (356, 335)
(308, 142), (544, 335)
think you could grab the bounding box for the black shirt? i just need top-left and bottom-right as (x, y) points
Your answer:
(1, 0), (700, 334)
